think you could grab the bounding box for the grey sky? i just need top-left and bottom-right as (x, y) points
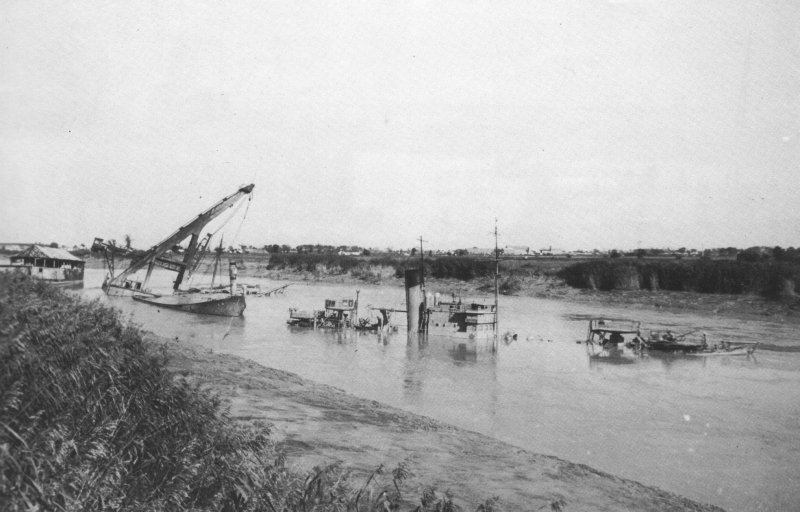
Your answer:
(2, 1), (798, 251)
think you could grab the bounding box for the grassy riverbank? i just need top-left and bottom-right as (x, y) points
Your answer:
(1, 274), (728, 511)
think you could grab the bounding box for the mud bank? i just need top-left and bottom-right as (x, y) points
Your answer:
(160, 336), (723, 511)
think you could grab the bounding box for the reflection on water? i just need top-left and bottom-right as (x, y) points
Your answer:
(80, 268), (800, 512)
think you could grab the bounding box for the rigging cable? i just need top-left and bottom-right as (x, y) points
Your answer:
(225, 192), (252, 249)
(186, 193), (252, 288)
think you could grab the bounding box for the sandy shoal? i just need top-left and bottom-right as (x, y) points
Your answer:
(158, 336), (724, 512)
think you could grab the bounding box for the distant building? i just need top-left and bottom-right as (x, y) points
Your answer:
(2, 244), (85, 288)
(504, 245), (530, 256)
(538, 246), (565, 256)
(466, 247), (494, 256)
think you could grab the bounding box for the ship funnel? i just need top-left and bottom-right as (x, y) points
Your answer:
(404, 268), (424, 333)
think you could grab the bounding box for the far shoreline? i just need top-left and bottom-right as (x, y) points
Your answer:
(79, 254), (800, 325)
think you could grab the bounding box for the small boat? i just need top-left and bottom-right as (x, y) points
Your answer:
(93, 183), (254, 317)
(685, 342), (759, 357)
(640, 330), (759, 356)
(638, 329), (708, 352)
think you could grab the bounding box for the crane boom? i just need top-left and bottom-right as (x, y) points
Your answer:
(107, 184), (254, 288)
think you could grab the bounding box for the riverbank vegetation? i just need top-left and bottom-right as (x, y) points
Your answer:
(557, 259), (800, 299)
(71, 242), (800, 304)
(266, 253), (520, 284)
(0, 273), (502, 511)
(265, 250), (800, 301)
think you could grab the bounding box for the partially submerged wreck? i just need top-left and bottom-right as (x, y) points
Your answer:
(584, 318), (758, 359)
(405, 268), (498, 353)
(93, 183), (254, 317)
(288, 295), (359, 328)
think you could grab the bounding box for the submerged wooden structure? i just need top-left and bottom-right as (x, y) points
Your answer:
(288, 294), (360, 328)
(585, 318), (759, 359)
(586, 318), (641, 346)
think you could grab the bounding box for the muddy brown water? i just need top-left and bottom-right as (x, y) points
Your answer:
(80, 268), (800, 512)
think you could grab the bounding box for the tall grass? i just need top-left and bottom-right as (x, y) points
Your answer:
(0, 273), (511, 511)
(557, 259), (800, 298)
(0, 273), (320, 511)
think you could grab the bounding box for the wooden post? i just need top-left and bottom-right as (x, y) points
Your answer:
(355, 289), (360, 327)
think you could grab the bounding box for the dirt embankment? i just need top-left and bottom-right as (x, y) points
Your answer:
(161, 336), (724, 512)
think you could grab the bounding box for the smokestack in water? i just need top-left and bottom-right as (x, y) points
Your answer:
(404, 268), (424, 333)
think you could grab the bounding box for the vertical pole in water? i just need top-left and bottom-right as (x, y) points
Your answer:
(355, 289), (360, 327)
(418, 236), (426, 310)
(229, 261), (237, 295)
(405, 268), (424, 333)
(493, 220), (499, 353)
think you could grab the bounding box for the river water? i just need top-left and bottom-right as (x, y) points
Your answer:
(80, 269), (800, 512)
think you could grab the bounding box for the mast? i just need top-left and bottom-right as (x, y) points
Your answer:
(173, 233), (200, 291)
(418, 235), (427, 297)
(210, 237), (224, 288)
(184, 232), (213, 283)
(418, 236), (425, 291)
(108, 184), (254, 289)
(493, 219), (499, 353)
